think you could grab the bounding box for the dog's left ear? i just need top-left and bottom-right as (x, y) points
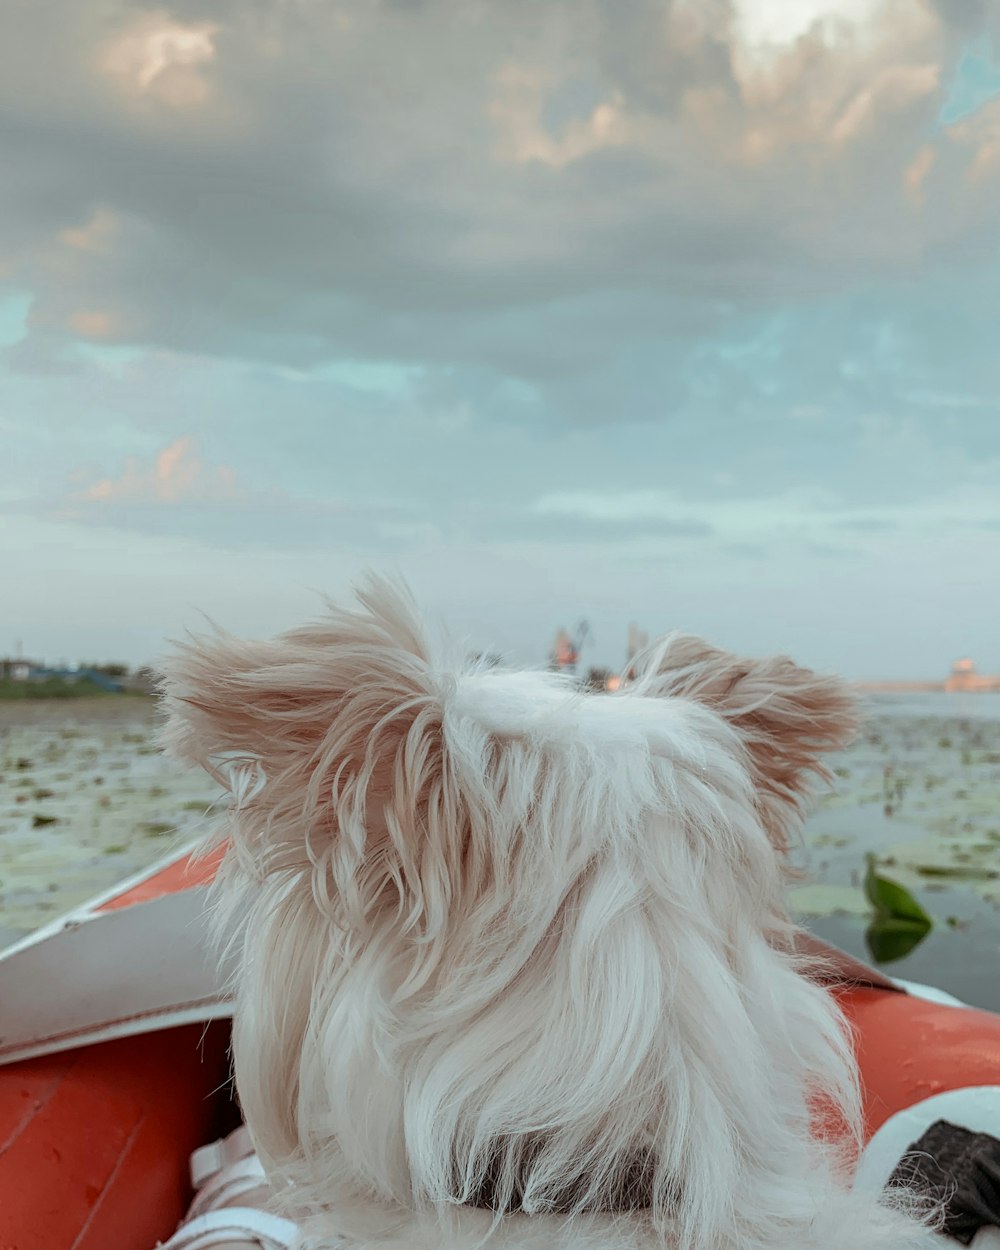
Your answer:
(638, 635), (857, 851)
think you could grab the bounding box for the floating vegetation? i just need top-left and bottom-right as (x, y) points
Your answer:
(139, 821), (174, 837)
(863, 853), (933, 964)
(811, 833), (851, 849)
(4, 687), (1000, 982)
(913, 863), (999, 881)
(0, 700), (221, 945)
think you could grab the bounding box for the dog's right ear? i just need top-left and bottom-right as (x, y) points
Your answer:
(158, 629), (300, 785)
(158, 577), (456, 931)
(159, 575), (436, 768)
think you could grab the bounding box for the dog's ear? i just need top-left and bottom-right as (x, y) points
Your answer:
(636, 635), (857, 851)
(158, 577), (456, 932)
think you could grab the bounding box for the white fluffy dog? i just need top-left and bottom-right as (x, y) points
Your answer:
(161, 578), (939, 1250)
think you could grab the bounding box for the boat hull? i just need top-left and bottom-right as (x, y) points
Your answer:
(0, 1021), (232, 1250)
(3, 846), (1000, 1249)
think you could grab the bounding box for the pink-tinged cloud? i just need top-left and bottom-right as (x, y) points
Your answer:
(68, 309), (122, 340)
(59, 208), (119, 255)
(99, 13), (219, 108)
(78, 436), (245, 505)
(36, 436), (421, 552)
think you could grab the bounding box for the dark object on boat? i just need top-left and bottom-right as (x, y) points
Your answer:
(888, 1119), (1000, 1246)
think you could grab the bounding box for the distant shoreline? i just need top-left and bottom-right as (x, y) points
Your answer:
(2, 680), (997, 701)
(855, 681), (1000, 694)
(854, 681), (946, 693)
(0, 687), (153, 702)
(0, 676), (155, 702)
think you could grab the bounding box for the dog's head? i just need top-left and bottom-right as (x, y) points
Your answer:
(161, 577), (858, 1247)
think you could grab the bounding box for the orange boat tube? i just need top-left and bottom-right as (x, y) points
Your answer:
(1, 982), (999, 1250)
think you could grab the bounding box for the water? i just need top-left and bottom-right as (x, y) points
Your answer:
(2, 692), (999, 1011)
(796, 692), (1000, 1011)
(0, 698), (221, 945)
(861, 691), (1000, 722)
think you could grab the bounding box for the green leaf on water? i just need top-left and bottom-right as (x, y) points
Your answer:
(865, 916), (932, 964)
(863, 853), (932, 924)
(862, 853), (933, 964)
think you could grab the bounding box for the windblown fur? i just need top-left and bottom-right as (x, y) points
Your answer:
(160, 577), (941, 1250)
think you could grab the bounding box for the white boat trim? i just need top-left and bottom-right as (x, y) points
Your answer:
(0, 844), (233, 1065)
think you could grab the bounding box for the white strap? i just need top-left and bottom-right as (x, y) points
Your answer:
(191, 1125), (258, 1187)
(186, 1155), (268, 1221)
(159, 1206), (300, 1250)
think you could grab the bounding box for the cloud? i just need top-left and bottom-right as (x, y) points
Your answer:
(67, 308), (124, 340)
(1, 0), (998, 385)
(533, 490), (701, 524)
(834, 517), (899, 533)
(25, 434), (422, 552)
(4, 2), (1000, 682)
(99, 12), (220, 108)
(508, 513), (716, 546)
(903, 141), (938, 201)
(71, 434), (241, 505)
(731, 0), (890, 51)
(528, 481), (1000, 548)
(58, 208), (120, 255)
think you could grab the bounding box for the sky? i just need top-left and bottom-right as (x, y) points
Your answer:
(3, 0), (1000, 679)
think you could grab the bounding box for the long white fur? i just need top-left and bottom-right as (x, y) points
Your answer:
(159, 577), (942, 1250)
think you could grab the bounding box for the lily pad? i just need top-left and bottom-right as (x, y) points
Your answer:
(862, 854), (933, 963)
(863, 854), (932, 925)
(866, 916), (932, 964)
(913, 864), (999, 882)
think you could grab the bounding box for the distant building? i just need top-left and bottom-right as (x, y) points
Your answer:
(626, 623), (649, 663)
(0, 657), (40, 681)
(550, 628), (579, 673)
(20, 664), (124, 692)
(944, 658), (1000, 693)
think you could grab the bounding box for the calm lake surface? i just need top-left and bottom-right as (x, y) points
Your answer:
(796, 691), (1000, 1011)
(1, 692), (998, 1010)
(0, 698), (219, 950)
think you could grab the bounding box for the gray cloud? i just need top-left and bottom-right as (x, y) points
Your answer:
(475, 513), (716, 546)
(834, 517), (899, 534)
(3, 0), (1000, 387)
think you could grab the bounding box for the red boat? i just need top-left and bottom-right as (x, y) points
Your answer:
(2, 846), (1000, 1250)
